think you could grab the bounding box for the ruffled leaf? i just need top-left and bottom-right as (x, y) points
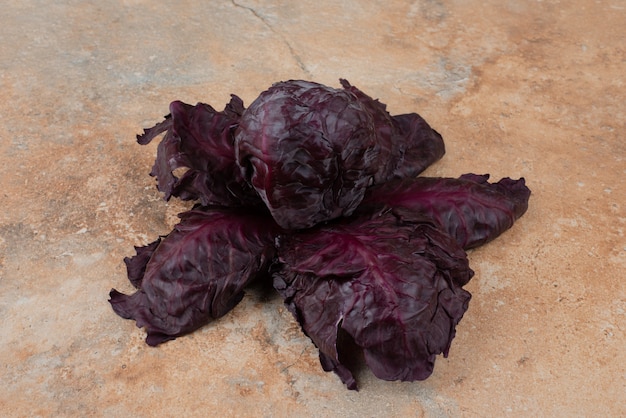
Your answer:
(361, 174), (531, 249)
(110, 207), (279, 346)
(138, 96), (261, 207)
(273, 212), (473, 390)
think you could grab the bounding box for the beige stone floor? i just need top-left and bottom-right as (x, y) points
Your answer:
(1, 1), (624, 416)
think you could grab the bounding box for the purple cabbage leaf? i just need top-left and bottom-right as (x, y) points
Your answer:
(109, 207), (279, 346)
(137, 96), (261, 207)
(273, 211), (473, 390)
(360, 174), (530, 249)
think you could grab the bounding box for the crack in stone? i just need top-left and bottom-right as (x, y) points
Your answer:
(231, 0), (311, 77)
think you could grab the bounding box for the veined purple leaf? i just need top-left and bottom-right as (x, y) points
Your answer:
(138, 96), (261, 207)
(361, 174), (531, 249)
(109, 207), (279, 346)
(273, 212), (473, 390)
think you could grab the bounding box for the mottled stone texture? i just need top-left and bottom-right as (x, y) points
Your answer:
(1, 1), (624, 416)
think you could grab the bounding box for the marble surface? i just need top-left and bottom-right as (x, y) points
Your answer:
(1, 1), (624, 416)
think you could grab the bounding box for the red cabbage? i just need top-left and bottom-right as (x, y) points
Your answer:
(235, 79), (444, 229)
(109, 79), (531, 391)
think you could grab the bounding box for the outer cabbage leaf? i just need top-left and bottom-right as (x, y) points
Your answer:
(273, 212), (473, 390)
(236, 80), (444, 230)
(109, 207), (278, 346)
(360, 174), (531, 249)
(137, 96), (261, 207)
